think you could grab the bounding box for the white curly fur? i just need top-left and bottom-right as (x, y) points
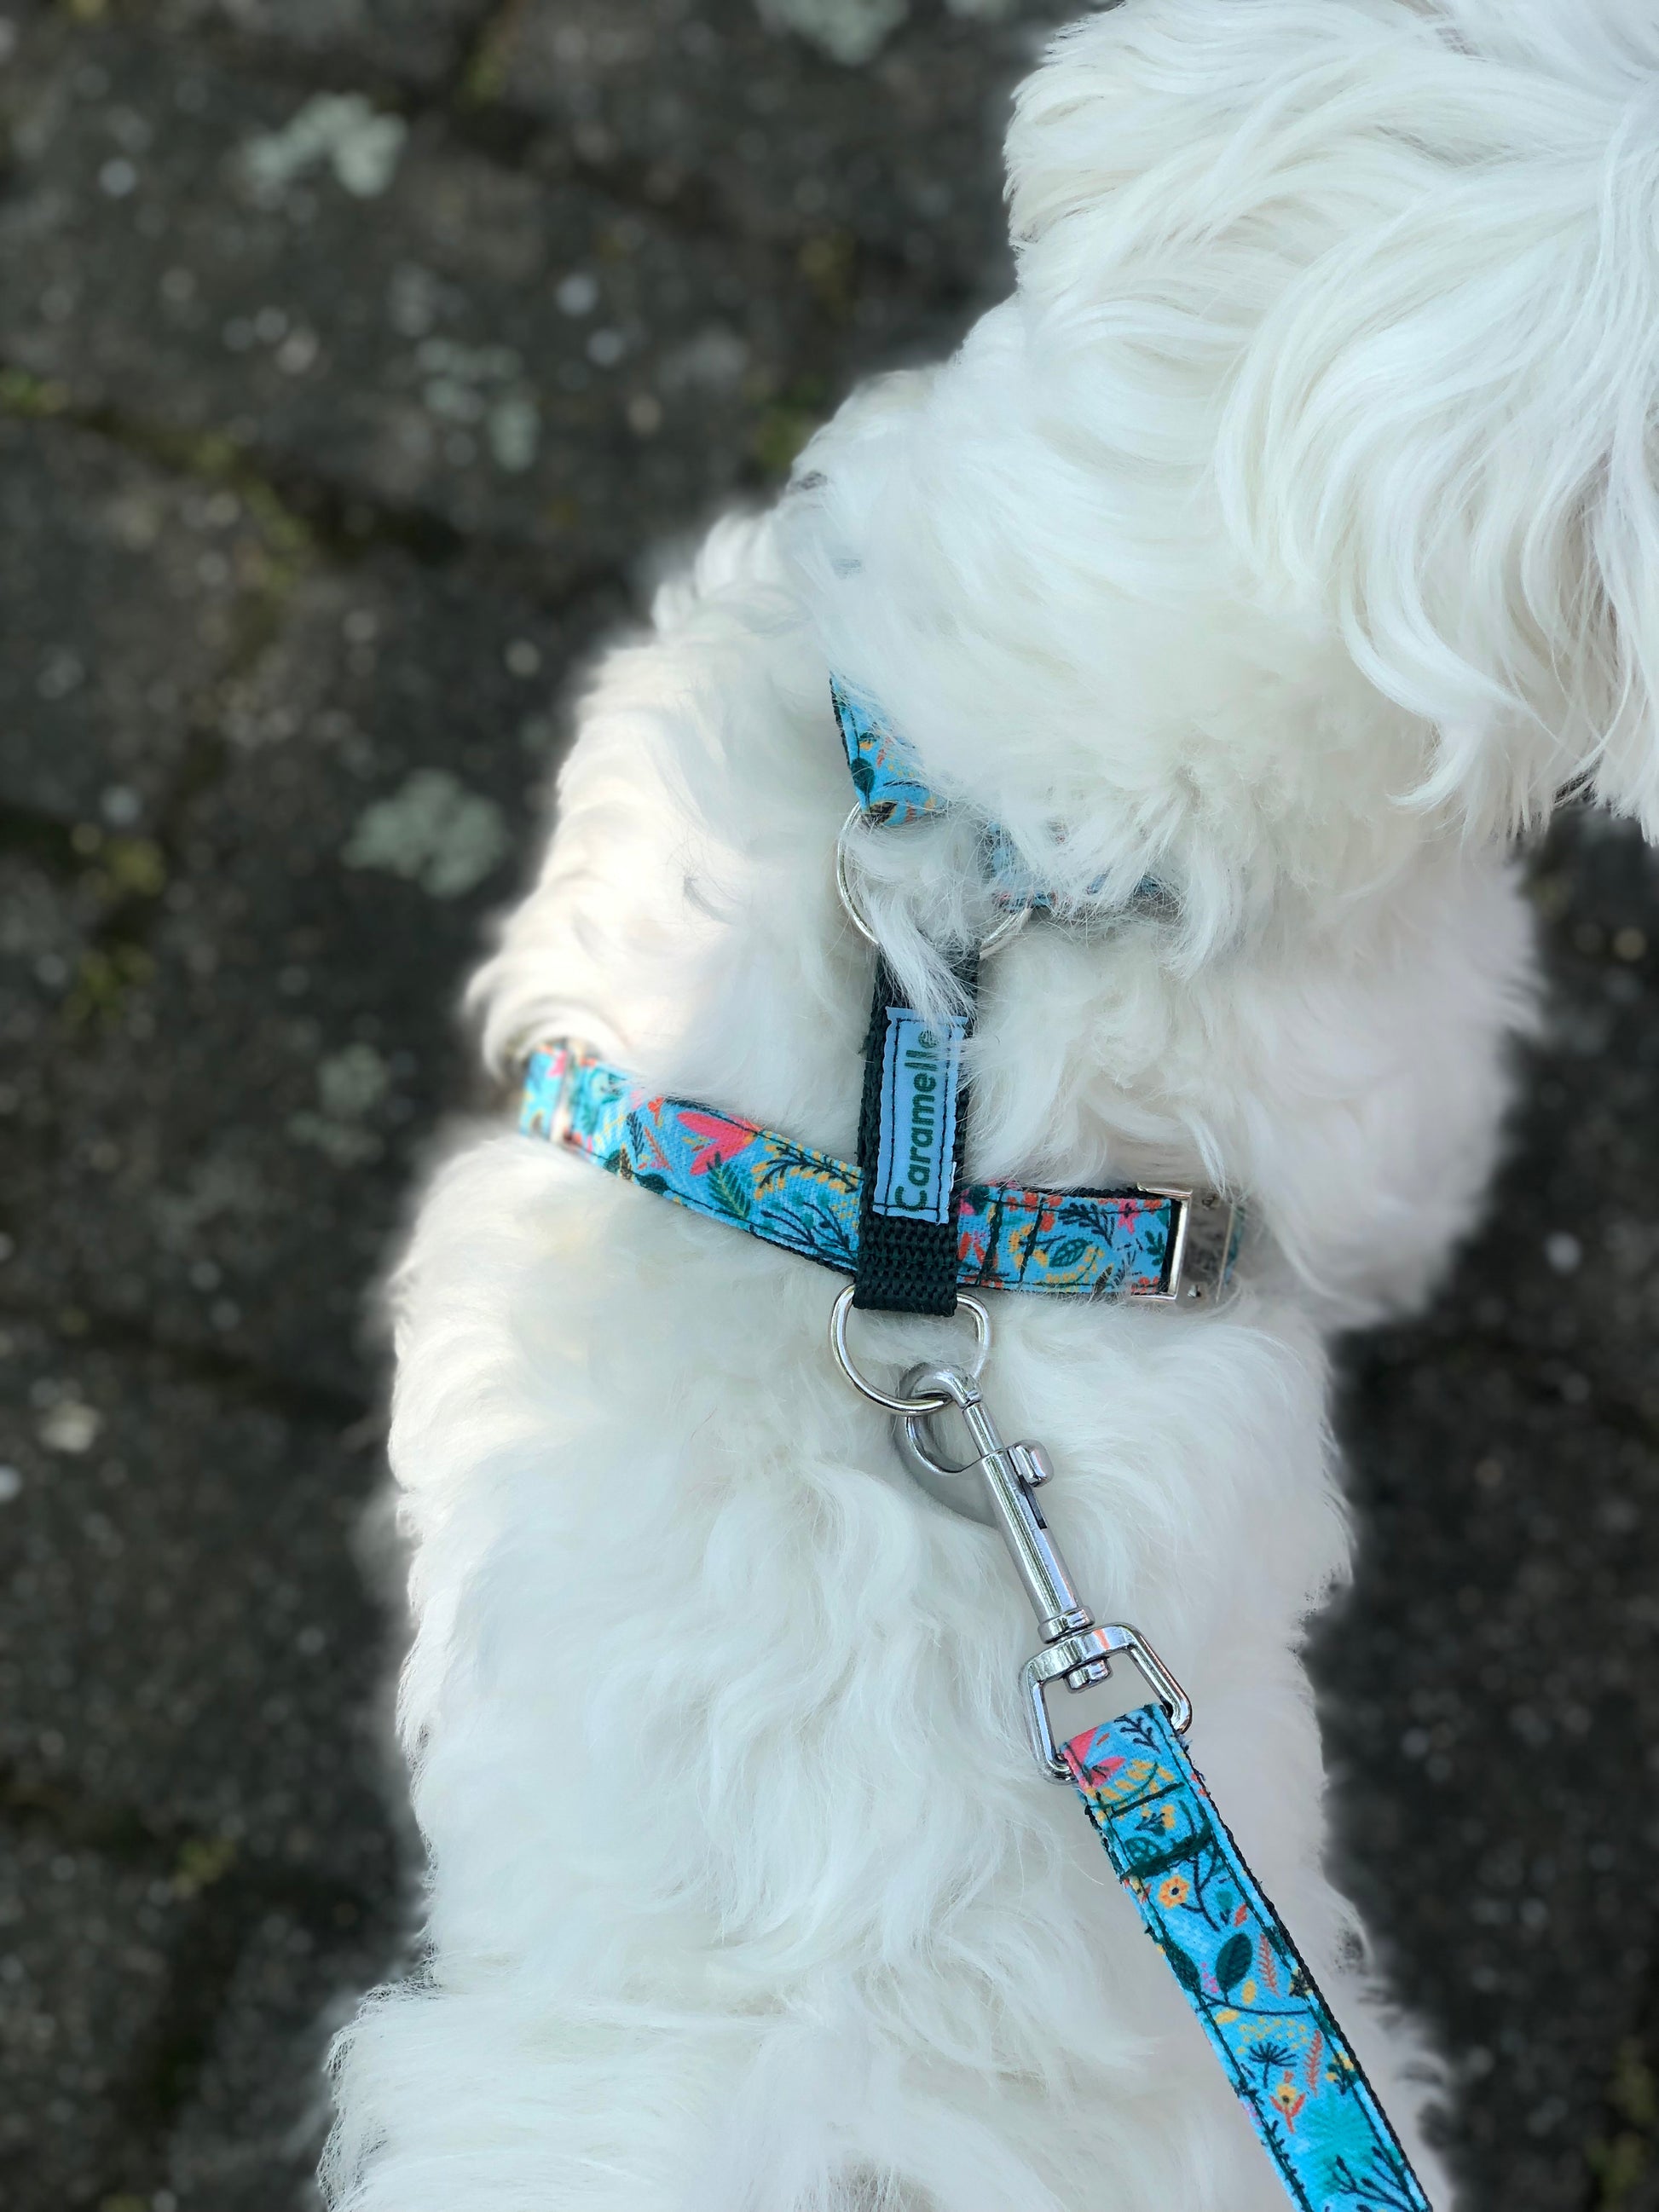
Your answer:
(323, 3), (1659, 2204)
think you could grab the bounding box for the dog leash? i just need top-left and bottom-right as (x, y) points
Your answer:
(520, 678), (1432, 2212)
(854, 1344), (1433, 2212)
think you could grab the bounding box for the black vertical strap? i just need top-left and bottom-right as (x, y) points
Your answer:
(853, 949), (980, 1314)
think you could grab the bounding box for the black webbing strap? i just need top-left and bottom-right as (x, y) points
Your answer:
(853, 950), (980, 1315)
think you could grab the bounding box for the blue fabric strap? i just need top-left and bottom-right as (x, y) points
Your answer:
(830, 675), (1165, 916)
(1063, 1706), (1433, 2212)
(520, 1043), (1223, 1300)
(831, 676), (945, 828)
(831, 675), (1060, 910)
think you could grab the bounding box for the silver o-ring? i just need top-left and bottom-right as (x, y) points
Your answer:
(835, 806), (1032, 957)
(830, 1285), (992, 1414)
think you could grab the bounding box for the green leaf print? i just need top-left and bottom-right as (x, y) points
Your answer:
(704, 1159), (753, 1222)
(1215, 1932), (1252, 1996)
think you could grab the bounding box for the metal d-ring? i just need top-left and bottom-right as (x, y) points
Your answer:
(835, 806), (1031, 957)
(829, 1285), (992, 1415)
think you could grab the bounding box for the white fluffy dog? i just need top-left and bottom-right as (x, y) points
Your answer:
(324, 3), (1659, 2205)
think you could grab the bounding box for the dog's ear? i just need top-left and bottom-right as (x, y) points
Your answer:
(1009, 0), (1659, 840)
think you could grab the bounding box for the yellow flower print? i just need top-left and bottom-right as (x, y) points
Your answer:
(1156, 1874), (1191, 1909)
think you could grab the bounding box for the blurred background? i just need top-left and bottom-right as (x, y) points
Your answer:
(1, 2), (1657, 2207)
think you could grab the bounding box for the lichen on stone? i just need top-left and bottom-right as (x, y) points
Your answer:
(241, 93), (408, 205)
(342, 769), (509, 898)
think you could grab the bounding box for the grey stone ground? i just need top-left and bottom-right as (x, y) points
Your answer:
(1, 3), (1657, 2207)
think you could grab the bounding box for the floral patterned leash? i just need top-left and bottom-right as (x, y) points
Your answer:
(833, 1344), (1435, 2212)
(1066, 1707), (1433, 2212)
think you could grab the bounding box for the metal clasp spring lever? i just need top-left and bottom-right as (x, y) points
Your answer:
(894, 1366), (1193, 1780)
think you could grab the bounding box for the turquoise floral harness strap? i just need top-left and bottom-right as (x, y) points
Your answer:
(833, 675), (1067, 910)
(831, 675), (1167, 917)
(521, 1042), (1239, 1302)
(1063, 1706), (1432, 2212)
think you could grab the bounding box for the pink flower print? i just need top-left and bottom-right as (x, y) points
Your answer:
(1068, 1741), (1125, 1787)
(678, 1111), (755, 1176)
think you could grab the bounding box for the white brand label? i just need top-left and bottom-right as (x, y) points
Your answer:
(871, 1008), (966, 1227)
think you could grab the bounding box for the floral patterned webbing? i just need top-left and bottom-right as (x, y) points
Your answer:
(1063, 1706), (1434, 2212)
(521, 1043), (1180, 1298)
(830, 675), (946, 829)
(830, 675), (1168, 917)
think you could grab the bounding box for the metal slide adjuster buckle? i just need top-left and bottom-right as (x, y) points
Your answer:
(1144, 1187), (1240, 1305)
(833, 1334), (1193, 1777)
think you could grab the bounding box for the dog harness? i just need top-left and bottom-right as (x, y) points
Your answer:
(518, 678), (1433, 2212)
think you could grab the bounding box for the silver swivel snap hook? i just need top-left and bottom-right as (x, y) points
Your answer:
(828, 1290), (1192, 1777)
(893, 1364), (1053, 1528)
